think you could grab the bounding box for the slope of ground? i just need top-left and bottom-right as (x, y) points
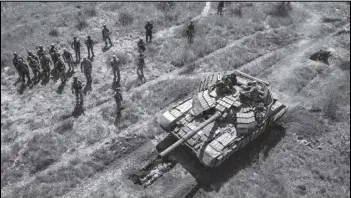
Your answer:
(1, 2), (350, 198)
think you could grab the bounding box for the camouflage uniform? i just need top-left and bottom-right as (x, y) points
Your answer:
(28, 57), (42, 79)
(56, 58), (66, 83)
(62, 49), (74, 72)
(137, 39), (146, 53)
(72, 77), (84, 106)
(137, 53), (146, 77)
(40, 55), (52, 79)
(13, 53), (22, 79)
(71, 37), (81, 61)
(37, 46), (45, 58)
(50, 49), (60, 64)
(17, 58), (31, 84)
(85, 36), (95, 58)
(111, 57), (121, 84)
(81, 58), (92, 83)
(145, 21), (153, 43)
(114, 90), (123, 118)
(187, 21), (195, 43)
(102, 25), (113, 47)
(27, 51), (39, 63)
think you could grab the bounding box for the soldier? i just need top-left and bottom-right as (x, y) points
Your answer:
(240, 81), (265, 101)
(137, 53), (146, 82)
(62, 48), (74, 72)
(137, 39), (146, 53)
(186, 21), (195, 43)
(56, 57), (66, 83)
(111, 56), (121, 84)
(71, 77), (84, 107)
(13, 52), (22, 80)
(217, 1), (224, 16)
(28, 56), (42, 79)
(40, 54), (52, 79)
(102, 24), (113, 47)
(81, 57), (92, 83)
(71, 37), (81, 62)
(114, 88), (123, 120)
(27, 50), (39, 63)
(17, 58), (31, 84)
(145, 20), (153, 43)
(49, 43), (57, 55)
(85, 36), (95, 58)
(37, 45), (45, 58)
(50, 48), (60, 64)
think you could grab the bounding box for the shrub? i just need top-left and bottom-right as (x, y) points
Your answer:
(76, 13), (89, 31)
(178, 63), (196, 75)
(267, 3), (289, 17)
(49, 28), (59, 37)
(83, 6), (97, 17)
(230, 5), (242, 17)
(171, 48), (196, 67)
(154, 2), (175, 13)
(118, 12), (134, 26)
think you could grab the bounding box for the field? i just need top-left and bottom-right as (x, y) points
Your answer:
(1, 2), (350, 198)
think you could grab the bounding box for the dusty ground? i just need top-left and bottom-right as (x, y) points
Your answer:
(1, 2), (350, 198)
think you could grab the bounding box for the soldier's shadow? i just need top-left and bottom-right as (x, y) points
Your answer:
(102, 46), (112, 52)
(157, 123), (286, 195)
(111, 80), (121, 90)
(83, 81), (92, 95)
(17, 83), (27, 95)
(66, 70), (75, 81)
(50, 69), (59, 82)
(56, 81), (66, 94)
(88, 57), (94, 62)
(137, 72), (146, 84)
(41, 75), (50, 86)
(29, 76), (41, 89)
(72, 105), (85, 118)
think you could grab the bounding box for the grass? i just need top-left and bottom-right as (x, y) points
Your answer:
(118, 12), (134, 26)
(49, 28), (59, 37)
(1, 2), (349, 198)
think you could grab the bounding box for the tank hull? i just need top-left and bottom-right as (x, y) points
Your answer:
(158, 70), (288, 167)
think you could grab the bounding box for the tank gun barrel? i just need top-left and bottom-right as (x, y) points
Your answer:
(159, 112), (222, 158)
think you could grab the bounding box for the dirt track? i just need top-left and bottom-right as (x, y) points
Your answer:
(1, 2), (350, 198)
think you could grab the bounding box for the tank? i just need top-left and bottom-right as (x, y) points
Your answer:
(157, 70), (288, 167)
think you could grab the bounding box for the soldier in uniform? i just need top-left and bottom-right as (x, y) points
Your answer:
(102, 24), (113, 47)
(27, 50), (39, 63)
(137, 53), (146, 83)
(62, 48), (74, 72)
(186, 21), (195, 43)
(85, 36), (95, 58)
(71, 37), (81, 62)
(50, 48), (60, 64)
(240, 81), (265, 102)
(114, 88), (123, 120)
(28, 56), (42, 79)
(17, 58), (31, 84)
(56, 57), (66, 83)
(72, 76), (84, 107)
(111, 56), (121, 84)
(49, 43), (57, 55)
(40, 54), (52, 79)
(37, 45), (45, 58)
(13, 52), (22, 80)
(137, 39), (146, 53)
(217, 1), (224, 16)
(145, 20), (153, 43)
(81, 57), (92, 83)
